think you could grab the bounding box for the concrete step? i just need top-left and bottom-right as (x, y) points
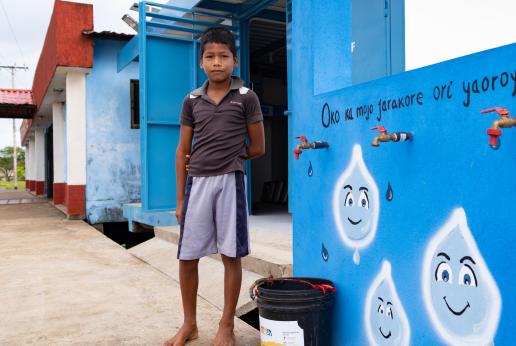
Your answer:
(155, 225), (293, 278)
(128, 237), (260, 317)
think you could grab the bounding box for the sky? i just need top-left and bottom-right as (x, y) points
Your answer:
(0, 0), (515, 149)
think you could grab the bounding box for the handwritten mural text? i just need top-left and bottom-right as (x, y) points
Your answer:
(321, 68), (516, 128)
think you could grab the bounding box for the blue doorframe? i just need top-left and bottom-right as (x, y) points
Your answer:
(286, 0), (292, 212)
(236, 0), (288, 214)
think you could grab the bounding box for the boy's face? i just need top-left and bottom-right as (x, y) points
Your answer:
(200, 42), (238, 83)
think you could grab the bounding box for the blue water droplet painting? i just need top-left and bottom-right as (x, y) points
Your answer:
(386, 182), (393, 201)
(322, 243), (329, 262)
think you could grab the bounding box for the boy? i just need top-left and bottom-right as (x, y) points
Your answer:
(165, 27), (265, 346)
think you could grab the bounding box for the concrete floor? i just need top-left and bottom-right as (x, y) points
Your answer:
(0, 189), (47, 205)
(0, 189), (260, 345)
(249, 213), (292, 234)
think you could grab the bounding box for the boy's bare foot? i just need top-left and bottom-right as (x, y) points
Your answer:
(164, 323), (199, 346)
(212, 322), (235, 346)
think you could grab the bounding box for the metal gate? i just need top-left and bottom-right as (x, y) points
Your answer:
(136, 1), (240, 211)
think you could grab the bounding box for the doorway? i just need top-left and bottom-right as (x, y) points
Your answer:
(45, 125), (53, 199)
(248, 18), (288, 215)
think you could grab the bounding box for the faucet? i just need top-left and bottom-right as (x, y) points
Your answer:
(482, 107), (515, 149)
(371, 126), (413, 147)
(293, 136), (329, 159)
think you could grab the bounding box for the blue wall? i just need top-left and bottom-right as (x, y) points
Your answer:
(292, 2), (515, 344)
(85, 38), (140, 224)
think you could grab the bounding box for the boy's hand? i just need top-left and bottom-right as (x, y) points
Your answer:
(246, 121), (265, 160)
(176, 200), (184, 224)
(185, 154), (190, 172)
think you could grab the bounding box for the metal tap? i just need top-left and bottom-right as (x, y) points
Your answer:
(482, 107), (515, 149)
(371, 126), (413, 147)
(293, 136), (329, 159)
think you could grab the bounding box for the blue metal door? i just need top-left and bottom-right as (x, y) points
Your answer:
(352, 0), (405, 84)
(286, 0), (293, 212)
(137, 1), (239, 211)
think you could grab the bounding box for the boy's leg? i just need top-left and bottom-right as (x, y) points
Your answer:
(213, 172), (249, 345)
(167, 175), (217, 345)
(213, 255), (242, 346)
(164, 259), (200, 346)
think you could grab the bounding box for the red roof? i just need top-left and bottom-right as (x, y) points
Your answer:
(0, 89), (34, 105)
(0, 89), (36, 119)
(31, 0), (93, 110)
(20, 0), (94, 142)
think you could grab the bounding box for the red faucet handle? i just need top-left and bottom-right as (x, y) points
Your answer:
(293, 148), (302, 160)
(371, 126), (387, 133)
(487, 128), (502, 148)
(295, 136), (308, 143)
(481, 107), (510, 117)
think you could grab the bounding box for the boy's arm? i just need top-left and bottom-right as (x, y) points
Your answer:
(175, 125), (193, 222)
(246, 121), (265, 160)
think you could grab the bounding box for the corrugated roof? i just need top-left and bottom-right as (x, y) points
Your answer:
(0, 89), (34, 105)
(83, 30), (135, 40)
(0, 89), (36, 119)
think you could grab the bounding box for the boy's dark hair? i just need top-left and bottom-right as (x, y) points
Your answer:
(199, 27), (237, 58)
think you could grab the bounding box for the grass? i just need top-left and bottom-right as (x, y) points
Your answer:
(0, 181), (26, 190)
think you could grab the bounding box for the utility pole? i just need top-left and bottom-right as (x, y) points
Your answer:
(0, 64), (28, 189)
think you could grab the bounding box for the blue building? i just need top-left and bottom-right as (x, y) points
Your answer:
(16, 1), (515, 343)
(118, 0), (515, 344)
(84, 34), (140, 224)
(120, 0), (405, 227)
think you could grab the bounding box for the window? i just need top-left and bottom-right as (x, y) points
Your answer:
(130, 79), (140, 129)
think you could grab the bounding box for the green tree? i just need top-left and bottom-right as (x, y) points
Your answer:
(0, 146), (25, 182)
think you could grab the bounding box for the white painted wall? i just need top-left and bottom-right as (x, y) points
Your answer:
(31, 139), (35, 182)
(34, 128), (45, 182)
(52, 102), (65, 184)
(25, 140), (31, 182)
(65, 72), (87, 185)
(29, 137), (35, 182)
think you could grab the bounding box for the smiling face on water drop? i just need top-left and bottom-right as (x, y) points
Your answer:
(333, 145), (379, 249)
(423, 208), (501, 345)
(365, 261), (410, 346)
(338, 172), (372, 240)
(430, 225), (487, 334)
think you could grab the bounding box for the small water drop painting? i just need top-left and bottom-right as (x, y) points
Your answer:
(321, 243), (329, 262)
(365, 261), (411, 346)
(308, 160), (313, 177)
(422, 208), (501, 345)
(333, 144), (380, 265)
(386, 182), (393, 202)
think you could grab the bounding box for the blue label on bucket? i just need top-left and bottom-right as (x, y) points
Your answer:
(259, 316), (304, 346)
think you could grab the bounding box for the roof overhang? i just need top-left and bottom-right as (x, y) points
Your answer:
(0, 89), (36, 119)
(20, 0), (94, 144)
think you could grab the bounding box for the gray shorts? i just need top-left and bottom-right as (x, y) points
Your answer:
(177, 171), (250, 260)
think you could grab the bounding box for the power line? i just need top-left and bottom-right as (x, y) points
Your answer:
(0, 0), (27, 66)
(0, 51), (9, 69)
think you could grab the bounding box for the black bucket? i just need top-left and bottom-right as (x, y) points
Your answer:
(252, 277), (336, 346)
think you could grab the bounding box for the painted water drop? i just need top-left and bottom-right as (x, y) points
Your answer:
(321, 243), (329, 262)
(333, 144), (380, 265)
(422, 208), (501, 345)
(353, 248), (360, 265)
(386, 182), (393, 201)
(365, 261), (411, 346)
(308, 160), (313, 177)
